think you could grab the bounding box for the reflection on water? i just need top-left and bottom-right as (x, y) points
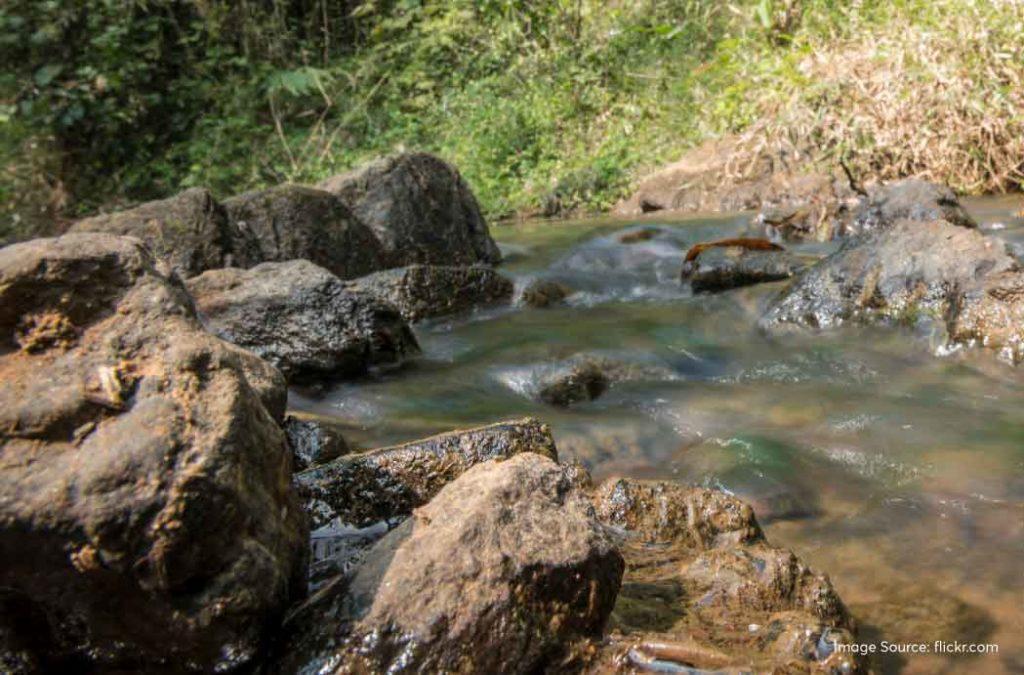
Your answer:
(291, 201), (1024, 674)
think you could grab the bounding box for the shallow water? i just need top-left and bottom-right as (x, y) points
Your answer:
(292, 198), (1024, 674)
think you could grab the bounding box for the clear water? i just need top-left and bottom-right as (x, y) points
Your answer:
(291, 197), (1024, 674)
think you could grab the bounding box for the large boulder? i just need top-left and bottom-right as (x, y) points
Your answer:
(590, 478), (860, 673)
(185, 260), (419, 383)
(69, 188), (235, 277)
(344, 264), (514, 322)
(850, 179), (976, 234)
(276, 454), (624, 674)
(223, 184), (386, 279)
(0, 234), (307, 671)
(759, 219), (1018, 334)
(295, 417), (558, 528)
(318, 152), (502, 267)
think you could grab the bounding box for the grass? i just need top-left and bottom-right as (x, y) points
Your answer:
(2, 0), (1022, 240)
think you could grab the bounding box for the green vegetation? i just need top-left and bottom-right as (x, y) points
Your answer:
(3, 0), (1022, 241)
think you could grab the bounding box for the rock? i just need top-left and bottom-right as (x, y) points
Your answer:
(344, 264), (513, 322)
(319, 152), (502, 267)
(69, 188), (235, 277)
(947, 269), (1024, 363)
(593, 479), (763, 547)
(0, 233), (307, 671)
(186, 260), (419, 383)
(276, 454), (624, 674)
(616, 138), (857, 241)
(589, 478), (860, 674)
(295, 417), (559, 528)
(223, 184), (386, 279)
(283, 414), (350, 472)
(760, 219), (1018, 334)
(538, 357), (610, 407)
(681, 238), (803, 292)
(850, 179), (976, 234)
(617, 227), (664, 244)
(520, 278), (574, 308)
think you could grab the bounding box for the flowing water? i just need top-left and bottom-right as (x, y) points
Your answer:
(292, 197), (1024, 674)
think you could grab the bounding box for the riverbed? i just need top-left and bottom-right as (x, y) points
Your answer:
(292, 197), (1024, 674)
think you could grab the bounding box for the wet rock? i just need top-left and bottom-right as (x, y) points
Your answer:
(617, 227), (664, 244)
(760, 219), (1018, 334)
(283, 414), (350, 472)
(850, 179), (976, 234)
(223, 184), (386, 279)
(538, 357), (611, 407)
(276, 453), (624, 674)
(319, 152), (502, 267)
(295, 417), (559, 528)
(186, 260), (419, 383)
(681, 238), (803, 292)
(69, 188), (234, 277)
(593, 479), (763, 547)
(947, 270), (1024, 363)
(681, 543), (849, 625)
(589, 478), (860, 674)
(0, 234), (307, 672)
(344, 264), (513, 322)
(520, 277), (574, 308)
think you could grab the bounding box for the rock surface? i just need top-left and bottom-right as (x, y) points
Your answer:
(344, 264), (513, 322)
(538, 357), (611, 407)
(283, 414), (350, 472)
(295, 417), (559, 528)
(186, 260), (419, 383)
(850, 179), (976, 234)
(0, 234), (307, 671)
(520, 278), (574, 308)
(277, 454), (624, 674)
(319, 152), (502, 267)
(760, 219), (1018, 334)
(223, 184), (386, 279)
(70, 188), (235, 277)
(589, 478), (860, 673)
(947, 269), (1024, 363)
(682, 240), (803, 292)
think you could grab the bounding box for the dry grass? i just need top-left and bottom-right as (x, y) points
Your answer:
(705, 0), (1024, 194)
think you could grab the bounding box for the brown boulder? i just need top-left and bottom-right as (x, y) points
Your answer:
(223, 184), (387, 279)
(344, 264), (514, 322)
(186, 260), (419, 383)
(70, 188), (235, 277)
(295, 417), (558, 528)
(0, 234), (307, 671)
(319, 152), (502, 267)
(277, 453), (624, 674)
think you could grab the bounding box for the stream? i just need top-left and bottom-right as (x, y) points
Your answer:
(292, 196), (1024, 674)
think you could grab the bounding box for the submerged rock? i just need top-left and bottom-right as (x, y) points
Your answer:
(294, 417), (559, 528)
(283, 414), (350, 472)
(593, 479), (763, 547)
(538, 357), (611, 407)
(520, 277), (575, 308)
(760, 219), (1018, 334)
(850, 179), (976, 234)
(589, 478), (860, 674)
(277, 454), (624, 674)
(681, 238), (802, 292)
(617, 227), (665, 244)
(223, 184), (386, 279)
(186, 260), (419, 383)
(0, 234), (307, 672)
(344, 264), (513, 322)
(69, 187), (234, 277)
(319, 152), (502, 267)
